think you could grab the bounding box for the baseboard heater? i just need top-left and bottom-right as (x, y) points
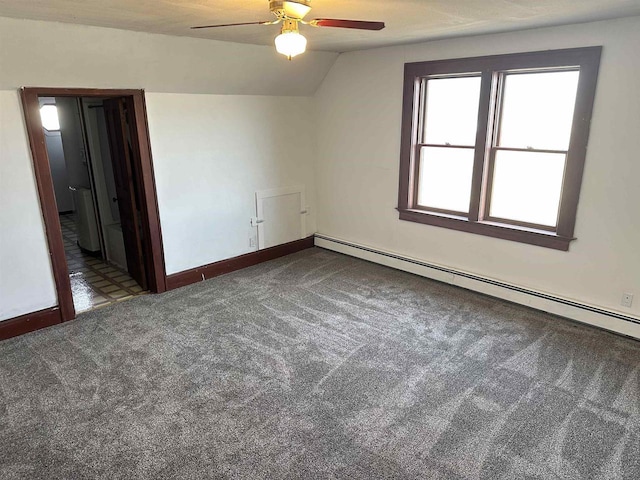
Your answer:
(314, 234), (640, 340)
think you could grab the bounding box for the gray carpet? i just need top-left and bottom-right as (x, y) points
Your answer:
(1, 248), (639, 479)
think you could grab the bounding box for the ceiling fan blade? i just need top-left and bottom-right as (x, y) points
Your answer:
(191, 21), (274, 29)
(310, 19), (385, 31)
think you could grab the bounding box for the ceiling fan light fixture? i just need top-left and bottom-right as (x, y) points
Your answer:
(275, 20), (307, 60)
(191, 1), (385, 59)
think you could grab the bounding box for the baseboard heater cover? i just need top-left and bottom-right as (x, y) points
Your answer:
(314, 234), (640, 340)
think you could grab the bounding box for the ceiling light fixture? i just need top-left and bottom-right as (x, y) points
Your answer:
(275, 19), (307, 60)
(191, 1), (385, 61)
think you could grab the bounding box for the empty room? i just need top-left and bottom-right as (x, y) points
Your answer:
(1, 1), (639, 478)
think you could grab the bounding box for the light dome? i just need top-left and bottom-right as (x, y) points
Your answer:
(275, 31), (307, 60)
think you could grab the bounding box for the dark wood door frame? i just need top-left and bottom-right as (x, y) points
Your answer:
(20, 87), (167, 322)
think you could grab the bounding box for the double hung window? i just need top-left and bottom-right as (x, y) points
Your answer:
(398, 47), (601, 250)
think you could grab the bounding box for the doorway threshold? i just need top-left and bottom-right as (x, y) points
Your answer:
(61, 213), (147, 313)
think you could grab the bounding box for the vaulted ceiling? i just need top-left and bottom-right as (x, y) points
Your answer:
(1, 0), (639, 52)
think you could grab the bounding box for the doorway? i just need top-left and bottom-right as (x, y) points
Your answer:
(21, 89), (166, 321)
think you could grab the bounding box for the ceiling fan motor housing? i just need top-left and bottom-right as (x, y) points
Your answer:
(270, 0), (312, 20)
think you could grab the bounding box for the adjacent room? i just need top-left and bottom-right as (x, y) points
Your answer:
(40, 95), (150, 313)
(1, 1), (639, 478)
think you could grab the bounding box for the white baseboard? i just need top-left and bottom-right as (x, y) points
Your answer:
(314, 234), (640, 340)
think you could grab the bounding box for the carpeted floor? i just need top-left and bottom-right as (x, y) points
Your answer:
(1, 248), (639, 479)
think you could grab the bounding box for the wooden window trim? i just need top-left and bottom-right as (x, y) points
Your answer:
(397, 47), (602, 251)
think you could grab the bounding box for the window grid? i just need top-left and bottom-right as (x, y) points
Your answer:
(413, 74), (481, 216)
(482, 69), (577, 231)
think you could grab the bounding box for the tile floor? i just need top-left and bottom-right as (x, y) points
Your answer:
(60, 213), (146, 313)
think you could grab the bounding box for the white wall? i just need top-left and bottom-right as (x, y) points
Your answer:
(56, 97), (92, 190)
(146, 93), (317, 275)
(314, 16), (640, 319)
(0, 91), (58, 319)
(0, 16), (336, 321)
(44, 131), (74, 212)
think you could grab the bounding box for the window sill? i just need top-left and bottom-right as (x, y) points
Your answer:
(397, 208), (574, 251)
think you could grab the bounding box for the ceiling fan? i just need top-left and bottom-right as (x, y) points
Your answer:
(191, 0), (385, 60)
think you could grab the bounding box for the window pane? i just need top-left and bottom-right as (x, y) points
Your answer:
(40, 104), (60, 131)
(423, 76), (481, 146)
(489, 150), (566, 227)
(417, 146), (474, 213)
(498, 71), (579, 150)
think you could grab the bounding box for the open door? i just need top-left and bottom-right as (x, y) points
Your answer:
(103, 98), (148, 290)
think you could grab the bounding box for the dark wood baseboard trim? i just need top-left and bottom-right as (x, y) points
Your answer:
(0, 307), (63, 341)
(166, 236), (315, 291)
(1, 237), (315, 340)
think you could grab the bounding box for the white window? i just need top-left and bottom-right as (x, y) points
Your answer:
(39, 104), (60, 131)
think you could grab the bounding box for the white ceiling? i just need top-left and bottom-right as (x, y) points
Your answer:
(1, 0), (639, 52)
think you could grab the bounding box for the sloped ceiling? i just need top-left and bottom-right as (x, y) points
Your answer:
(0, 16), (338, 95)
(1, 0), (639, 52)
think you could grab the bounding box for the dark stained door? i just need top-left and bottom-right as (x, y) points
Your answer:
(103, 98), (148, 290)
